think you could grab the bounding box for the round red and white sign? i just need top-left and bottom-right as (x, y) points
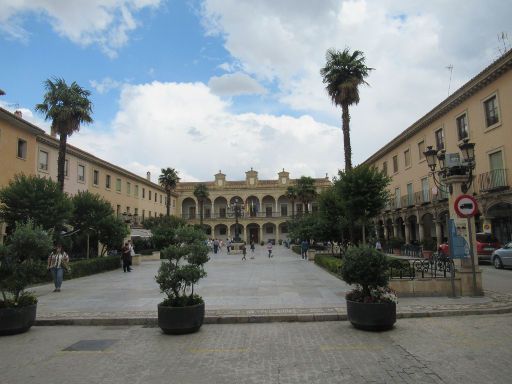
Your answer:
(454, 194), (478, 218)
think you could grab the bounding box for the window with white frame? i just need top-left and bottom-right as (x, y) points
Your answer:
(382, 161), (388, 176)
(39, 150), (49, 171)
(127, 182), (131, 195)
(134, 185), (139, 197)
(93, 170), (99, 185)
(456, 113), (469, 140)
(404, 149), (411, 168)
(392, 155), (398, 173)
(418, 140), (425, 160)
(64, 159), (69, 177)
(106, 174), (111, 189)
(435, 128), (444, 150)
(17, 139), (27, 159)
(484, 95), (499, 127)
(78, 164), (85, 182)
(116, 178), (121, 192)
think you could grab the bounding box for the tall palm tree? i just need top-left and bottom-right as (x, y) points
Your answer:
(285, 186), (298, 219)
(320, 48), (373, 171)
(193, 183), (210, 226)
(35, 78), (93, 191)
(158, 168), (180, 216)
(296, 176), (317, 214)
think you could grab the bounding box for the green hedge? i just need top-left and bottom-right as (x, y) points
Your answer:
(291, 245), (301, 255)
(34, 256), (120, 284)
(315, 254), (342, 275)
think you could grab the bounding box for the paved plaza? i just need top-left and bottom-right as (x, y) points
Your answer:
(30, 245), (512, 324)
(2, 314), (512, 384)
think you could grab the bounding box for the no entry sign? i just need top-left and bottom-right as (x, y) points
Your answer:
(454, 194), (478, 218)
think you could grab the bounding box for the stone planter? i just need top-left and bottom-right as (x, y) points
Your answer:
(346, 299), (396, 331)
(307, 250), (316, 261)
(0, 303), (37, 336)
(131, 254), (141, 265)
(158, 302), (205, 335)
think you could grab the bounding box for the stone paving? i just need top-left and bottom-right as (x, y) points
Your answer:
(30, 245), (512, 325)
(2, 314), (512, 383)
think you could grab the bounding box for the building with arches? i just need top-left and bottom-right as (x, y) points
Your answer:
(176, 169), (331, 243)
(366, 49), (512, 248)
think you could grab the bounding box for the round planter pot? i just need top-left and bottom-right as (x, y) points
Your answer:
(158, 302), (205, 335)
(346, 300), (396, 331)
(0, 303), (37, 336)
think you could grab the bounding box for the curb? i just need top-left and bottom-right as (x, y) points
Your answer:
(34, 304), (512, 327)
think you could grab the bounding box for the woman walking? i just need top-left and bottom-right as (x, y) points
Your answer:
(267, 241), (273, 258)
(47, 244), (70, 292)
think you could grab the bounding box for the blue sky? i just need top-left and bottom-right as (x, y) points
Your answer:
(1, 0), (511, 181)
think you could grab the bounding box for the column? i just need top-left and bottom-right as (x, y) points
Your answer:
(276, 225), (280, 242)
(404, 220), (410, 244)
(259, 225), (263, 244)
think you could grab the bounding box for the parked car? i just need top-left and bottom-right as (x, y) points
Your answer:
(491, 242), (512, 269)
(437, 232), (501, 262)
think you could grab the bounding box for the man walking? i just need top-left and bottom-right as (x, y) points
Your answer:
(267, 240), (273, 258)
(301, 239), (309, 260)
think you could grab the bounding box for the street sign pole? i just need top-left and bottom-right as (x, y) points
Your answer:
(467, 216), (478, 296)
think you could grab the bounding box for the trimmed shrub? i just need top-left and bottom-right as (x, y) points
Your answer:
(291, 245), (301, 255)
(67, 256), (120, 279)
(315, 254), (342, 275)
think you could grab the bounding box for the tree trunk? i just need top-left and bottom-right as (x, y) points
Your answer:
(166, 191), (171, 216)
(199, 200), (204, 226)
(341, 104), (352, 171)
(57, 133), (68, 192)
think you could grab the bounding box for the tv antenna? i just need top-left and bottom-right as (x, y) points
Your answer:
(497, 32), (510, 56)
(446, 65), (454, 96)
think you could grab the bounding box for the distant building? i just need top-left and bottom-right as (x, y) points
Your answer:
(365, 49), (512, 246)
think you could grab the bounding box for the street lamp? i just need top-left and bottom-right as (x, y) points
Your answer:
(423, 139), (476, 194)
(228, 198), (245, 242)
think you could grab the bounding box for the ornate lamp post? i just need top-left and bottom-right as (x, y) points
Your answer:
(229, 198), (245, 242)
(423, 138), (481, 296)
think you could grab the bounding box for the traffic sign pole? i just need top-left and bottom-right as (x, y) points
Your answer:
(467, 216), (478, 296)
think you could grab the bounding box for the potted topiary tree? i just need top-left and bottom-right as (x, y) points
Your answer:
(341, 245), (397, 331)
(0, 221), (51, 335)
(155, 226), (209, 334)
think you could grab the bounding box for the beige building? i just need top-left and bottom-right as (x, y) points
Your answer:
(365, 49), (512, 247)
(176, 169), (331, 243)
(0, 107), (176, 242)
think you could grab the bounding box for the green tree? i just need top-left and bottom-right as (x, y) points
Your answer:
(193, 183), (210, 226)
(143, 215), (186, 231)
(35, 78), (93, 191)
(285, 186), (298, 219)
(320, 48), (373, 171)
(335, 164), (391, 243)
(296, 176), (317, 214)
(158, 168), (180, 216)
(97, 216), (129, 256)
(0, 174), (72, 232)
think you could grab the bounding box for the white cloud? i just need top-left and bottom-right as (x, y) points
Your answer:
(200, 0), (512, 164)
(208, 72), (267, 96)
(0, 0), (162, 57)
(69, 81), (342, 181)
(90, 77), (122, 94)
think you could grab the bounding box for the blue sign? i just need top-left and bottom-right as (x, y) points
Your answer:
(448, 219), (469, 259)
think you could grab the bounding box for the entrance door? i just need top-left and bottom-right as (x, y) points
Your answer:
(249, 228), (259, 243)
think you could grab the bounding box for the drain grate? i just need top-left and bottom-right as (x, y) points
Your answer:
(63, 339), (118, 352)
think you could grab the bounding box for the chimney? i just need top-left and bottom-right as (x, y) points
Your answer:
(146, 171), (151, 181)
(14, 110), (22, 118)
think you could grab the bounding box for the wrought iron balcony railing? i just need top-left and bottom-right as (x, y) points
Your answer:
(477, 168), (508, 193)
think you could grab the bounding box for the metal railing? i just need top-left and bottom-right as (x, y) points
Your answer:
(181, 211), (294, 220)
(477, 168), (508, 193)
(414, 190), (431, 205)
(389, 253), (454, 280)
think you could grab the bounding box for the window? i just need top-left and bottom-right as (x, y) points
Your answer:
(266, 225), (274, 234)
(281, 204), (288, 217)
(17, 139), (27, 159)
(456, 113), (469, 140)
(406, 183), (413, 206)
(142, 188), (145, 198)
(39, 150), (49, 171)
(78, 165), (85, 182)
(93, 170), (99, 185)
(149, 190), (152, 200)
(106, 174), (111, 189)
(134, 208), (138, 216)
(394, 188), (401, 208)
(382, 161), (388, 176)
(116, 178), (121, 192)
(134, 185), (139, 197)
(64, 159), (69, 177)
(281, 225), (288, 234)
(435, 128), (444, 150)
(142, 210), (145, 220)
(484, 95), (499, 127)
(127, 182), (131, 195)
(160, 195), (162, 204)
(392, 155), (398, 173)
(418, 140), (425, 160)
(404, 149), (411, 168)
(155, 193), (157, 202)
(266, 206), (272, 217)
(421, 177), (429, 203)
(116, 205), (121, 216)
(219, 207), (226, 218)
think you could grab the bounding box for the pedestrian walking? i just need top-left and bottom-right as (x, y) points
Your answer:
(47, 244), (70, 292)
(250, 240), (255, 259)
(121, 242), (132, 272)
(375, 239), (382, 251)
(213, 238), (219, 254)
(267, 240), (273, 258)
(227, 238), (231, 254)
(241, 242), (247, 261)
(301, 239), (309, 260)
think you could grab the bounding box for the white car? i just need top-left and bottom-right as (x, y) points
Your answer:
(491, 242), (512, 269)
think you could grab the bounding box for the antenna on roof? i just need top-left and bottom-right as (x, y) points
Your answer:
(446, 65), (454, 96)
(497, 32), (511, 56)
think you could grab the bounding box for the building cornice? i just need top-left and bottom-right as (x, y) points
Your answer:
(0, 107), (46, 136)
(363, 49), (512, 165)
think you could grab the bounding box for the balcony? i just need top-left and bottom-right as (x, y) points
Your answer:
(401, 194), (415, 208)
(414, 190), (431, 205)
(477, 169), (509, 193)
(181, 211), (293, 220)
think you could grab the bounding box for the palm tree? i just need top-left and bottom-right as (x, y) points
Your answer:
(193, 183), (210, 226)
(320, 48), (373, 171)
(296, 176), (317, 214)
(35, 78), (93, 191)
(285, 186), (298, 219)
(158, 168), (180, 216)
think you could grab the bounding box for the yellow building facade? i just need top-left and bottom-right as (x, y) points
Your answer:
(176, 169), (331, 243)
(0, 107), (175, 242)
(365, 50), (512, 247)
